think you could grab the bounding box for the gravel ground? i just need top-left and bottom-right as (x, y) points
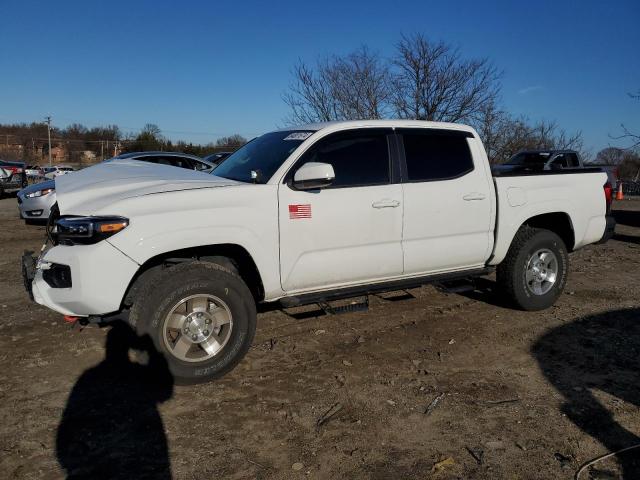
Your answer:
(0, 197), (638, 480)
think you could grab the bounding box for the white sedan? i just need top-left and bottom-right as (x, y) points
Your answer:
(43, 166), (75, 179)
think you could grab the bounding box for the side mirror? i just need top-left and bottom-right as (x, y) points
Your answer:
(292, 162), (335, 190)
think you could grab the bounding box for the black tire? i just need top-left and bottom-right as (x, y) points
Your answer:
(129, 261), (256, 384)
(497, 226), (568, 311)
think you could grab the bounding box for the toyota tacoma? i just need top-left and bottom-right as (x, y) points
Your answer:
(22, 121), (615, 383)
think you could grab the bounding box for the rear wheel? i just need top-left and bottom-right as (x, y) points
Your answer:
(497, 226), (568, 311)
(130, 261), (256, 384)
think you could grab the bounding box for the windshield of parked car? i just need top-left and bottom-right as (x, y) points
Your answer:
(212, 130), (314, 183)
(506, 152), (551, 166)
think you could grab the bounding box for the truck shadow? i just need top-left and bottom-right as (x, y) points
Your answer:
(614, 233), (640, 245)
(613, 208), (640, 229)
(56, 321), (174, 479)
(612, 208), (640, 245)
(532, 308), (640, 478)
(455, 277), (513, 308)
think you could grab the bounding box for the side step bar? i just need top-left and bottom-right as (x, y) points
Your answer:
(279, 267), (492, 308)
(318, 297), (369, 315)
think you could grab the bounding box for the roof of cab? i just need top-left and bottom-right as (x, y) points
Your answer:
(279, 119), (477, 135)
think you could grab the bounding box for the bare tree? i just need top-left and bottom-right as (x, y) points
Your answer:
(283, 47), (390, 124)
(281, 34), (586, 164)
(283, 60), (338, 123)
(610, 90), (640, 150)
(618, 150), (640, 180)
(474, 105), (586, 164)
(327, 46), (390, 120)
(391, 34), (501, 123)
(594, 147), (626, 165)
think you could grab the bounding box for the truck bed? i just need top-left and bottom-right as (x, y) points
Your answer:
(489, 169), (608, 266)
(491, 166), (604, 177)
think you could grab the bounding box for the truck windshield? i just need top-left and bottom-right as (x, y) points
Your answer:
(212, 130), (314, 183)
(507, 152), (551, 166)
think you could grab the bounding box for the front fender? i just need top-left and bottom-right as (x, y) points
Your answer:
(103, 186), (283, 300)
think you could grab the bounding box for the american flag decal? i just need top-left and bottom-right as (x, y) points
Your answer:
(289, 204), (312, 219)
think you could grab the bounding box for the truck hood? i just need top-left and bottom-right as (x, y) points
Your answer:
(55, 159), (241, 215)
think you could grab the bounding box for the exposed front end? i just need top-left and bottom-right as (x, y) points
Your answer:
(22, 213), (140, 317)
(24, 240), (139, 316)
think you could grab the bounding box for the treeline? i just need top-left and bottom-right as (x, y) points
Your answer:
(124, 124), (246, 156)
(0, 122), (246, 162)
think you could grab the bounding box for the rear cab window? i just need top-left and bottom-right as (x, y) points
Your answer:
(399, 129), (474, 182)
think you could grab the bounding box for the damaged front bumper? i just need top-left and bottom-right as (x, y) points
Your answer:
(21, 241), (140, 317)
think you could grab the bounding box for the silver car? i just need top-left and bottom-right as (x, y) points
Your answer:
(17, 179), (56, 224)
(17, 152), (215, 224)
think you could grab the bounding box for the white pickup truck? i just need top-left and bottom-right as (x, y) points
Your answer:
(22, 120), (615, 383)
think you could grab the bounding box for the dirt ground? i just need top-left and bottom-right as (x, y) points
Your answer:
(0, 197), (638, 480)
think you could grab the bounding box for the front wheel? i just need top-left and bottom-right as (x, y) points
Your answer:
(497, 226), (568, 311)
(130, 261), (257, 384)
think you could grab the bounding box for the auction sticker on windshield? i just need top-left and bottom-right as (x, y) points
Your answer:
(283, 132), (313, 141)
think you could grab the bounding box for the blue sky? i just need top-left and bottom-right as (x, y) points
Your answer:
(1, 0), (638, 154)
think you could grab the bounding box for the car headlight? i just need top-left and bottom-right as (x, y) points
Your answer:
(25, 188), (53, 198)
(55, 216), (129, 245)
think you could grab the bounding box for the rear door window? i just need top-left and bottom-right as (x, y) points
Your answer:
(400, 130), (474, 182)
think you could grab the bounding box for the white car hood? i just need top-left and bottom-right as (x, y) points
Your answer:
(55, 159), (241, 215)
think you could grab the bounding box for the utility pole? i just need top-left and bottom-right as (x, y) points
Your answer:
(45, 116), (52, 166)
(100, 140), (104, 161)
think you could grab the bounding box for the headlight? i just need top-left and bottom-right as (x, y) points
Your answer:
(55, 216), (129, 245)
(25, 188), (53, 198)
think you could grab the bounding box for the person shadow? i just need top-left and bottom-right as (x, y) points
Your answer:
(532, 308), (640, 478)
(56, 321), (174, 479)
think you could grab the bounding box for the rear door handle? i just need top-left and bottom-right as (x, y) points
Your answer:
(372, 199), (401, 209)
(463, 193), (486, 201)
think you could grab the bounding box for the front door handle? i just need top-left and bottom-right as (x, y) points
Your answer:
(372, 199), (401, 209)
(463, 193), (486, 201)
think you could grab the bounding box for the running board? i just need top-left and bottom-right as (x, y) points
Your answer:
(279, 268), (492, 308)
(318, 297), (369, 315)
(436, 279), (477, 294)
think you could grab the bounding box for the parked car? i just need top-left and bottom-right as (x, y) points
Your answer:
(17, 179), (56, 223)
(22, 120), (614, 383)
(25, 165), (44, 178)
(43, 166), (75, 179)
(203, 151), (233, 166)
(0, 159), (27, 196)
(0, 167), (9, 186)
(107, 151), (216, 172)
(17, 152), (215, 224)
(492, 150), (583, 174)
